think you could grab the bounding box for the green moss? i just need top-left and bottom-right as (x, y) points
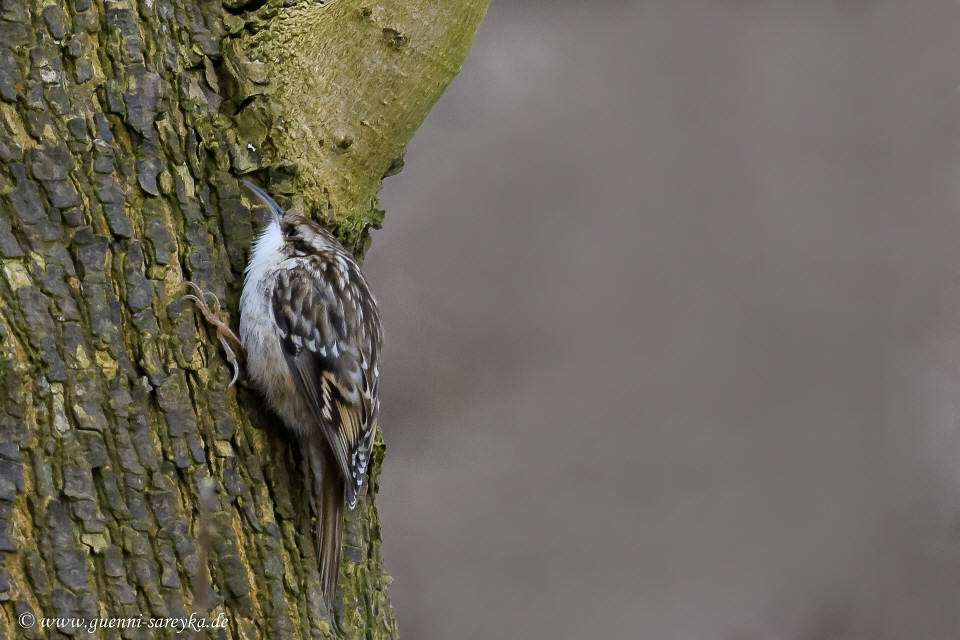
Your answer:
(233, 0), (489, 249)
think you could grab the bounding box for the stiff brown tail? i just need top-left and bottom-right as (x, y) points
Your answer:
(305, 442), (344, 606)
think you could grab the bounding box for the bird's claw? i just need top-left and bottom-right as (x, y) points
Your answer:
(220, 339), (240, 388)
(180, 281), (223, 314)
(180, 281), (244, 387)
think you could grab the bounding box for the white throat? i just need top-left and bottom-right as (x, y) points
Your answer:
(246, 220), (284, 280)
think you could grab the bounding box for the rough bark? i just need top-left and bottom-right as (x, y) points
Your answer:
(0, 0), (487, 638)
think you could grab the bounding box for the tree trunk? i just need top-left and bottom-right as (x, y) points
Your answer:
(0, 0), (487, 637)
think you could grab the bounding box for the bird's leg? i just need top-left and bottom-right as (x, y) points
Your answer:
(180, 281), (244, 387)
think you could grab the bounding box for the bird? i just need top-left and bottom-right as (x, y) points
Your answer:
(181, 180), (383, 606)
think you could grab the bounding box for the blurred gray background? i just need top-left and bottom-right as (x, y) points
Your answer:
(363, 1), (960, 638)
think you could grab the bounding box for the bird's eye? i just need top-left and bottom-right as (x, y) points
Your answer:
(286, 228), (300, 238)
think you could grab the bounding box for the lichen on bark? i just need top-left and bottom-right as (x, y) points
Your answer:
(0, 0), (487, 638)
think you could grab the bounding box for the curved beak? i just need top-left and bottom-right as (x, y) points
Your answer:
(242, 180), (283, 224)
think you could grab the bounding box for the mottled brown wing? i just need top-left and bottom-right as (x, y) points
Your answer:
(271, 253), (382, 508)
